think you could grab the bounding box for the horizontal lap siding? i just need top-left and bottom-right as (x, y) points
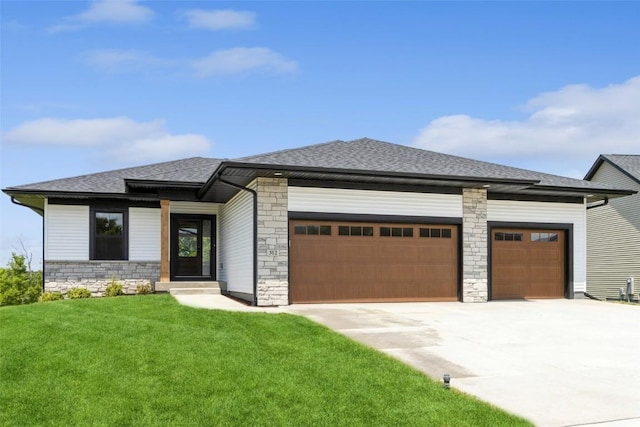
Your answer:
(288, 187), (463, 217)
(129, 208), (160, 261)
(45, 200), (89, 261)
(587, 163), (640, 299)
(169, 201), (219, 215)
(219, 186), (253, 294)
(487, 200), (586, 293)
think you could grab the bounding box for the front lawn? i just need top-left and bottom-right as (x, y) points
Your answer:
(0, 295), (531, 426)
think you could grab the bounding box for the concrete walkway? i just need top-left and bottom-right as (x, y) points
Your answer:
(174, 295), (640, 427)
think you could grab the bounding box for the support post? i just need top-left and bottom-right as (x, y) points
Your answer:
(160, 199), (170, 282)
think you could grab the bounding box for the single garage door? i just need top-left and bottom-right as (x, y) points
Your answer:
(491, 228), (565, 300)
(289, 220), (458, 303)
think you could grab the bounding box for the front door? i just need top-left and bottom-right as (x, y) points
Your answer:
(170, 215), (216, 281)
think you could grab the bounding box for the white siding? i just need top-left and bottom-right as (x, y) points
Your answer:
(288, 187), (463, 217)
(45, 200), (89, 261)
(488, 200), (587, 292)
(587, 162), (640, 299)
(218, 187), (254, 294)
(170, 201), (220, 215)
(129, 208), (160, 261)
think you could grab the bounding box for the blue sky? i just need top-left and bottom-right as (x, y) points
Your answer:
(1, 1), (639, 267)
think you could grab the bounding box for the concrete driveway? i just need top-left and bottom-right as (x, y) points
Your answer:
(285, 300), (640, 427)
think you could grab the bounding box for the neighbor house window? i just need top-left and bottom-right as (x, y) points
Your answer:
(91, 210), (127, 260)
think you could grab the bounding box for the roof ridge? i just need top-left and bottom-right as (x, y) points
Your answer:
(235, 139), (346, 161)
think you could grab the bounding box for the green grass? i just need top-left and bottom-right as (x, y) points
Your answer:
(0, 295), (531, 426)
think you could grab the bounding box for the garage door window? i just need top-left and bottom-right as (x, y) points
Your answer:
(338, 225), (374, 236)
(420, 228), (452, 238)
(495, 232), (523, 241)
(380, 227), (413, 237)
(294, 225), (331, 235)
(532, 232), (558, 242)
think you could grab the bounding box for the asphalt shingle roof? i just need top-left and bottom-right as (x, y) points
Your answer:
(4, 138), (628, 194)
(603, 154), (640, 183)
(8, 157), (222, 194)
(238, 138), (618, 190)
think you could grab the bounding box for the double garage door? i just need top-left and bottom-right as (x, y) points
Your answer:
(290, 220), (566, 303)
(290, 220), (458, 303)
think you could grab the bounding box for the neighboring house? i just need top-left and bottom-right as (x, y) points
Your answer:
(3, 138), (634, 306)
(584, 155), (640, 300)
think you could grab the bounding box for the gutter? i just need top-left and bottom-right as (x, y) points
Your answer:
(217, 176), (259, 307)
(10, 197), (45, 292)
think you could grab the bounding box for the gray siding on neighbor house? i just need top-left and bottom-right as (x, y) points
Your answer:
(218, 183), (254, 296)
(587, 162), (640, 299)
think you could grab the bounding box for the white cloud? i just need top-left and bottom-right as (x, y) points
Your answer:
(2, 117), (211, 163)
(112, 134), (211, 162)
(181, 9), (256, 30)
(80, 49), (170, 72)
(193, 47), (298, 77)
(49, 0), (153, 33)
(413, 76), (640, 176)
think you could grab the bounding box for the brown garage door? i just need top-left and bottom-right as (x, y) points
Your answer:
(491, 228), (565, 300)
(289, 220), (458, 303)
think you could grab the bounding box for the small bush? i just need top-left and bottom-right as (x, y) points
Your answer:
(136, 283), (153, 295)
(67, 288), (91, 299)
(105, 280), (124, 297)
(39, 292), (63, 302)
(0, 253), (42, 306)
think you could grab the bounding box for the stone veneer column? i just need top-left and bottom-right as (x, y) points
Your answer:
(255, 177), (289, 306)
(462, 188), (488, 302)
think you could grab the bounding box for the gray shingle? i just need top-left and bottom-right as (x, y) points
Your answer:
(238, 138), (620, 191)
(4, 138), (629, 194)
(7, 157), (222, 194)
(603, 154), (640, 183)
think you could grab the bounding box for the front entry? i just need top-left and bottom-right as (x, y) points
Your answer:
(170, 215), (216, 281)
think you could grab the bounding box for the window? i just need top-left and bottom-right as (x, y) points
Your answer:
(339, 225), (373, 236)
(380, 226), (413, 237)
(419, 228), (453, 238)
(532, 232), (559, 242)
(91, 210), (127, 260)
(495, 232), (523, 241)
(294, 224), (331, 235)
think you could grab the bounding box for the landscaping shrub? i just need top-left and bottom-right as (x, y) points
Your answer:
(105, 280), (124, 297)
(136, 283), (153, 295)
(39, 292), (63, 302)
(67, 288), (91, 299)
(0, 253), (42, 306)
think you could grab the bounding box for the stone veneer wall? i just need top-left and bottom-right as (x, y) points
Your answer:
(462, 188), (488, 302)
(255, 177), (289, 306)
(45, 261), (160, 296)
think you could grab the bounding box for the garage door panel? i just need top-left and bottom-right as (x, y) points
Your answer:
(492, 228), (565, 300)
(290, 221), (458, 303)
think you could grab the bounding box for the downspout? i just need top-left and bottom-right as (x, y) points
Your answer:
(10, 197), (45, 292)
(217, 178), (259, 306)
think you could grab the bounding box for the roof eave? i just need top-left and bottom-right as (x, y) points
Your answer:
(124, 179), (204, 191)
(216, 161), (541, 185)
(2, 188), (160, 202)
(585, 155), (640, 185)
